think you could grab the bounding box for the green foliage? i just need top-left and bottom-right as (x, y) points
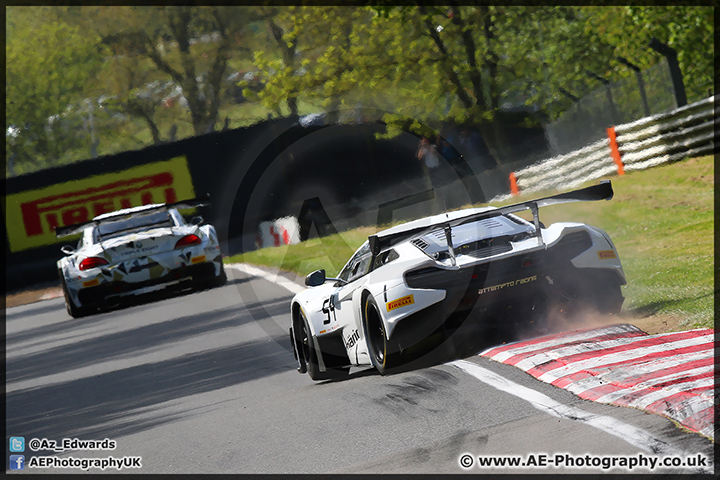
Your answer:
(7, 6), (273, 175)
(246, 5), (713, 130)
(6, 7), (103, 172)
(5, 6), (713, 176)
(618, 6), (714, 102)
(227, 227), (375, 278)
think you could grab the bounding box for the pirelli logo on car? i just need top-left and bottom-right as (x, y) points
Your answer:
(387, 294), (414, 312)
(597, 250), (617, 260)
(4, 157), (195, 252)
(478, 275), (537, 295)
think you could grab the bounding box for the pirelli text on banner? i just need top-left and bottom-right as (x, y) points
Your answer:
(4, 157), (195, 252)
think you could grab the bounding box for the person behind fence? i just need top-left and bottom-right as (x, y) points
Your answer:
(417, 136), (440, 190)
(458, 127), (497, 172)
(435, 135), (455, 161)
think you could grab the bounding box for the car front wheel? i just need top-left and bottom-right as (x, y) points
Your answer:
(298, 310), (349, 381)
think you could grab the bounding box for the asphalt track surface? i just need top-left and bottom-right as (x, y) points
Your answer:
(5, 268), (714, 474)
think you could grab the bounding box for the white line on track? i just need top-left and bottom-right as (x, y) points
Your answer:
(226, 263), (304, 294)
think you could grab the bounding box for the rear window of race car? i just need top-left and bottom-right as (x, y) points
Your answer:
(97, 211), (174, 239)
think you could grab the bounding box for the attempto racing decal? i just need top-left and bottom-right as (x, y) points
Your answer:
(4, 157), (194, 252)
(478, 275), (537, 295)
(387, 294), (414, 312)
(597, 250), (617, 260)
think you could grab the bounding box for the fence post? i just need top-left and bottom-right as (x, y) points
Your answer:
(617, 56), (650, 116)
(586, 70), (620, 125)
(606, 126), (625, 176)
(649, 38), (687, 107)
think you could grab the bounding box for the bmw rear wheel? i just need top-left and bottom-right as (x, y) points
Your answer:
(60, 276), (92, 319)
(212, 262), (228, 287)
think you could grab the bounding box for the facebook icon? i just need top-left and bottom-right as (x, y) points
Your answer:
(10, 455), (25, 470)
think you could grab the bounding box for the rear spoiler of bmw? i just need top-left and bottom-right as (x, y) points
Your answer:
(54, 196), (210, 238)
(368, 180), (613, 265)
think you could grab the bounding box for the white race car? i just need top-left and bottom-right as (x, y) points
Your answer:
(289, 181), (625, 380)
(56, 198), (226, 318)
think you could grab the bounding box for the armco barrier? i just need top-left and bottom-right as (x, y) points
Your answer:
(494, 96), (716, 201)
(616, 96), (716, 172)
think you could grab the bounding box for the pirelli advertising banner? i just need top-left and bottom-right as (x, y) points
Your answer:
(4, 157), (195, 252)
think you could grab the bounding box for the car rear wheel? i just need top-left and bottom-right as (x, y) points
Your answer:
(298, 310), (349, 381)
(212, 262), (228, 287)
(61, 277), (93, 319)
(553, 270), (624, 316)
(363, 295), (400, 374)
(590, 282), (624, 314)
(194, 261), (227, 290)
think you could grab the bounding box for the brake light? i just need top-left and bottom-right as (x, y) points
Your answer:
(79, 257), (109, 271)
(175, 234), (201, 249)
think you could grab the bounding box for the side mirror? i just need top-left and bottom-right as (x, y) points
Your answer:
(61, 245), (75, 256)
(190, 216), (204, 225)
(305, 269), (326, 287)
(304, 269), (348, 287)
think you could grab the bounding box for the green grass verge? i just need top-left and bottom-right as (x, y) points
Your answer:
(227, 227), (379, 281)
(537, 155), (713, 330)
(227, 155), (714, 330)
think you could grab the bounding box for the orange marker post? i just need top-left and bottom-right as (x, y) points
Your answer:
(509, 172), (519, 196)
(606, 126), (625, 176)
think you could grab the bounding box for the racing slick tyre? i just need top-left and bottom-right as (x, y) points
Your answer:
(212, 262), (228, 288)
(554, 270), (624, 317)
(299, 310), (350, 381)
(363, 295), (401, 374)
(590, 282), (624, 314)
(194, 261), (227, 290)
(290, 327), (306, 374)
(60, 277), (93, 319)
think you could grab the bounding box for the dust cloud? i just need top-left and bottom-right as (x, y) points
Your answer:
(514, 304), (627, 341)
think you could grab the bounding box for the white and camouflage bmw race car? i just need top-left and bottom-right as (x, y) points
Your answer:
(289, 181), (625, 380)
(56, 198), (226, 318)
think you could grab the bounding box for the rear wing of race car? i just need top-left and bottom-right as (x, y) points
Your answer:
(368, 180), (614, 265)
(54, 196), (211, 238)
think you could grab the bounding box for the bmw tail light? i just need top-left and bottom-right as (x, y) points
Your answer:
(79, 257), (109, 271)
(175, 234), (201, 249)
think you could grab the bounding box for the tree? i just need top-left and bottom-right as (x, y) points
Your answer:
(253, 5), (713, 131)
(7, 6), (712, 175)
(604, 6), (714, 103)
(65, 6), (263, 137)
(6, 7), (103, 173)
(252, 6), (301, 117)
(247, 7), (371, 120)
(247, 7), (588, 128)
